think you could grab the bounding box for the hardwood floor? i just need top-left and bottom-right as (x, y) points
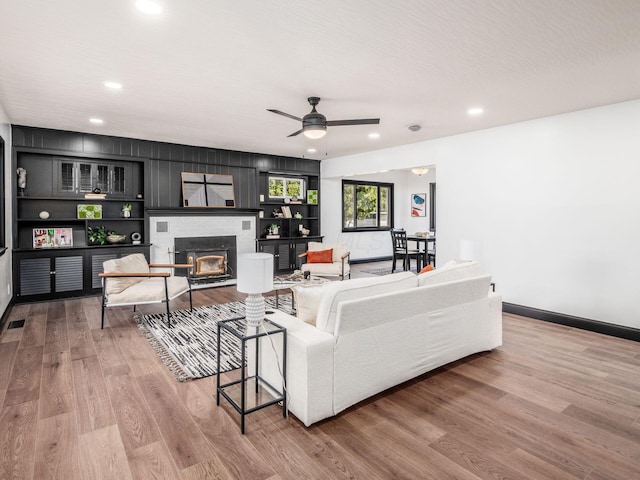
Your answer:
(1, 264), (639, 479)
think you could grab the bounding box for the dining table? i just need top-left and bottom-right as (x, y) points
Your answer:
(406, 234), (436, 269)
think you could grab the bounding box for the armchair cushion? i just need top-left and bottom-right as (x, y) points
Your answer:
(103, 253), (150, 294)
(307, 249), (333, 264)
(106, 276), (190, 305)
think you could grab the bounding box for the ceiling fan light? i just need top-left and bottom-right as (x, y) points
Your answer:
(303, 126), (327, 139)
(411, 167), (429, 176)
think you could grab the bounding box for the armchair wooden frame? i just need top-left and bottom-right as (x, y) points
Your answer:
(99, 263), (194, 329)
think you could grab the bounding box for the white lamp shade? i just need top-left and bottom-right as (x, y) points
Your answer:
(459, 239), (482, 262)
(236, 252), (273, 294)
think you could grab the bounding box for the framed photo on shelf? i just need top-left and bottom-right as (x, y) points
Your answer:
(411, 193), (426, 217)
(307, 189), (318, 205)
(33, 228), (73, 248)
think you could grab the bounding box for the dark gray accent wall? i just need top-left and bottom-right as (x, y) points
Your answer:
(11, 125), (320, 209)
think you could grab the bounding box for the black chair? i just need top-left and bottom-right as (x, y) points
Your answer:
(426, 238), (436, 268)
(390, 229), (422, 272)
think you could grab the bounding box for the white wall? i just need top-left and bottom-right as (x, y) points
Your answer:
(322, 99), (640, 329)
(321, 168), (435, 260)
(0, 102), (11, 317)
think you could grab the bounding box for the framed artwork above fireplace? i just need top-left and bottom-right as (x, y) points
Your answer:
(181, 172), (236, 207)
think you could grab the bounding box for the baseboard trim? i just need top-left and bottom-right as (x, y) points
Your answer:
(0, 298), (16, 333)
(351, 256), (392, 265)
(503, 302), (640, 342)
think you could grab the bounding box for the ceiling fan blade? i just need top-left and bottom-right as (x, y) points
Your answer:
(287, 129), (304, 137)
(267, 109), (302, 122)
(326, 118), (380, 126)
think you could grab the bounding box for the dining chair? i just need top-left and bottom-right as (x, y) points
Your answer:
(426, 238), (436, 268)
(390, 229), (422, 272)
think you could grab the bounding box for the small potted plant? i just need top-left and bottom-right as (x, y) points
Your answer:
(122, 203), (132, 218)
(88, 225), (113, 245)
(269, 224), (280, 235)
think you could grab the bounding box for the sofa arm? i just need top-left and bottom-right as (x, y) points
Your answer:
(251, 310), (335, 427)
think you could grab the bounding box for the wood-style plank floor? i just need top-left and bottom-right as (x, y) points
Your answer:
(1, 263), (639, 479)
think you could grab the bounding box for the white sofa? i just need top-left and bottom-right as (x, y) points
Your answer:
(256, 260), (503, 427)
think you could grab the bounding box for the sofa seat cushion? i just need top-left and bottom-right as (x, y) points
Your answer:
(417, 259), (482, 287)
(102, 253), (150, 294)
(315, 271), (417, 333)
(106, 276), (190, 306)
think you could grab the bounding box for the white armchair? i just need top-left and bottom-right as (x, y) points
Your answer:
(299, 242), (351, 280)
(99, 253), (193, 329)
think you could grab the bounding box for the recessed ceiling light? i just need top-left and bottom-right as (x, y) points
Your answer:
(468, 107), (484, 116)
(104, 81), (122, 90)
(368, 133), (380, 139)
(89, 118), (104, 125)
(307, 148), (317, 153)
(135, 0), (163, 15)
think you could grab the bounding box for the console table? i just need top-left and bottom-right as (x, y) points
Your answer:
(216, 317), (287, 433)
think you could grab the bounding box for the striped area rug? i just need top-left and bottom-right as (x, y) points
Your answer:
(135, 294), (293, 382)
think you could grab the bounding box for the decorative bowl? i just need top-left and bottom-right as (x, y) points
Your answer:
(300, 228), (311, 237)
(106, 234), (126, 244)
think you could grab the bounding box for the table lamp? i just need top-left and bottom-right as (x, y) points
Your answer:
(236, 252), (274, 327)
(459, 239), (482, 262)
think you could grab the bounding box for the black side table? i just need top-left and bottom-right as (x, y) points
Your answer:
(216, 317), (287, 433)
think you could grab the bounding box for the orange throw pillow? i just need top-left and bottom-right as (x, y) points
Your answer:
(419, 265), (434, 274)
(307, 249), (333, 263)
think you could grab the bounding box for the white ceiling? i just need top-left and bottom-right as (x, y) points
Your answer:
(1, 0), (640, 160)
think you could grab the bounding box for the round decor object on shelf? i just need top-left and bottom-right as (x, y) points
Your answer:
(39, 211), (50, 219)
(131, 232), (142, 244)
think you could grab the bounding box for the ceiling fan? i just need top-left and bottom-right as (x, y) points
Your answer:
(268, 97), (380, 139)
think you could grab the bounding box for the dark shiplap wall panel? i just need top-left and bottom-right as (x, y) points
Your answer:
(12, 125), (319, 209)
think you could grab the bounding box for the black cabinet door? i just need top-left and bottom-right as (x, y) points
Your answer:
(258, 239), (310, 273)
(54, 158), (132, 197)
(17, 254), (84, 298)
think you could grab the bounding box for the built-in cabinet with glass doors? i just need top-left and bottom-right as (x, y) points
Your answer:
(13, 152), (148, 302)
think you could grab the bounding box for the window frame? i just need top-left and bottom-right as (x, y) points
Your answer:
(267, 175), (306, 201)
(342, 179), (394, 232)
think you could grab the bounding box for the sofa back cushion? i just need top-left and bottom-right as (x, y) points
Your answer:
(308, 241), (348, 263)
(315, 271), (417, 333)
(417, 259), (482, 287)
(102, 253), (150, 295)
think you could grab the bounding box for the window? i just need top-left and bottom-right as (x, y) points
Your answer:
(268, 176), (305, 200)
(342, 180), (393, 231)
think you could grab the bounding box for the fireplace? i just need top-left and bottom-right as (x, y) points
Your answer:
(186, 249), (229, 282)
(175, 236), (237, 285)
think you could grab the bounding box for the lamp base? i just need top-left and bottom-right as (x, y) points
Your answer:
(245, 293), (265, 328)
